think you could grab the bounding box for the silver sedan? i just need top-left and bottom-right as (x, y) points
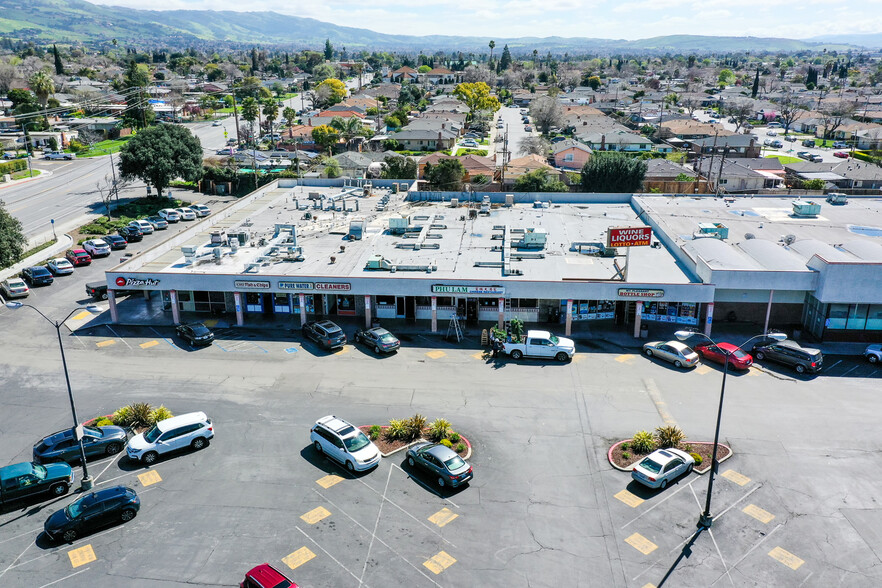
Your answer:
(643, 340), (699, 369)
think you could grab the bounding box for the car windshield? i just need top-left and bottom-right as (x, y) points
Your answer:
(638, 458), (663, 474)
(34, 464), (48, 479)
(65, 499), (85, 519)
(444, 455), (466, 470)
(191, 326), (210, 336)
(343, 432), (371, 453)
(549, 335), (560, 345)
(84, 426), (104, 437)
(732, 349), (749, 359)
(143, 425), (162, 443)
(378, 334), (396, 343)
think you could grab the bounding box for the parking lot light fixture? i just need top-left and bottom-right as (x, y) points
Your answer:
(674, 330), (786, 529)
(4, 303), (102, 490)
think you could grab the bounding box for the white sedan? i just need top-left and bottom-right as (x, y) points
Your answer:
(158, 208), (181, 222)
(83, 239), (111, 257)
(188, 204), (211, 217)
(631, 448), (695, 489)
(175, 207), (197, 221)
(642, 340), (699, 369)
(46, 258), (75, 275)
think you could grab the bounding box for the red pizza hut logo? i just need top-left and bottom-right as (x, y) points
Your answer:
(115, 277), (160, 287)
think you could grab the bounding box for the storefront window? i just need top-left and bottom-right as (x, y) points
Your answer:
(436, 297), (453, 306)
(274, 293), (291, 313)
(415, 296), (431, 306)
(294, 295), (315, 314)
(514, 299), (538, 308)
(377, 296), (395, 306)
(337, 295), (355, 315)
(245, 292), (262, 313)
(567, 299), (615, 321)
(641, 301), (698, 325)
(846, 304), (868, 330)
(826, 304), (848, 329)
(479, 298), (498, 308)
(178, 291), (192, 302)
(867, 305), (882, 330)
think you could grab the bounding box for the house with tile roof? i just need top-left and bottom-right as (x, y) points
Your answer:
(551, 139), (592, 170)
(418, 153), (497, 182)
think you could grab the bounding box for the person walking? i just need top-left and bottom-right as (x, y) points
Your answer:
(491, 337), (501, 359)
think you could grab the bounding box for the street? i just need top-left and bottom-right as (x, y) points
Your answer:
(493, 105), (534, 164)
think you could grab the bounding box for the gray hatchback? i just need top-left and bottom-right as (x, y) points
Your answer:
(34, 426), (128, 464)
(406, 442), (473, 488)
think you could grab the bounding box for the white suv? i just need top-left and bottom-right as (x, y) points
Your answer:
(129, 219), (154, 234)
(126, 411), (214, 464)
(310, 416), (380, 472)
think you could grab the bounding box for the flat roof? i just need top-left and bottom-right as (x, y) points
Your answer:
(636, 195), (882, 270)
(115, 184), (694, 285)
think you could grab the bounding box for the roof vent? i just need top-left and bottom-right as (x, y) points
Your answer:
(744, 233), (756, 240)
(783, 234), (797, 245)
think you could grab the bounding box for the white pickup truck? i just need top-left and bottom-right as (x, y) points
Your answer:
(502, 330), (576, 362)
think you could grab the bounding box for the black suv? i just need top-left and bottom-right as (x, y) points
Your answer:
(43, 485), (140, 543)
(176, 323), (215, 346)
(118, 225), (143, 242)
(752, 340), (823, 374)
(303, 320), (347, 350)
(102, 234), (128, 250)
(34, 425), (128, 464)
(21, 266), (54, 287)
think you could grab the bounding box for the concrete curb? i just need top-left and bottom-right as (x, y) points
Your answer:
(607, 439), (733, 474)
(0, 167), (51, 190)
(360, 425), (473, 460)
(0, 233), (73, 282)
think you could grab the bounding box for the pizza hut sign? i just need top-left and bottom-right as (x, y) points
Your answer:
(607, 226), (652, 248)
(115, 277), (160, 287)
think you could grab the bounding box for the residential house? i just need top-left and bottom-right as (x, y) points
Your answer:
(306, 110), (367, 129)
(688, 135), (760, 158)
(403, 119), (464, 136)
(278, 125), (318, 150)
(502, 154), (561, 185)
(735, 158), (786, 182)
(360, 83), (401, 100)
(418, 153), (497, 182)
(331, 150), (402, 178)
(551, 139), (592, 171)
(420, 112), (468, 128)
(697, 159), (775, 192)
(580, 130), (654, 152)
(511, 90), (540, 107)
(855, 127), (882, 150)
(784, 161), (882, 191)
(424, 67), (458, 85)
(656, 120), (733, 140)
(387, 67), (419, 83)
(643, 159), (697, 181)
(830, 120), (882, 142)
(390, 128), (458, 151)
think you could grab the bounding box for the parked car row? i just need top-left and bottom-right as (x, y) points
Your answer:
(643, 338), (824, 374)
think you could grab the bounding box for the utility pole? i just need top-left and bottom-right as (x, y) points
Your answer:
(706, 130), (719, 192)
(231, 75), (241, 147)
(716, 146), (729, 196)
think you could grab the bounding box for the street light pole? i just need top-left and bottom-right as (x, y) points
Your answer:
(5, 303), (100, 490)
(674, 329), (786, 529)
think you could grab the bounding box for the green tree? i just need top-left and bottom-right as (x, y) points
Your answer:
(240, 97), (260, 139)
(330, 116), (364, 147)
(718, 68), (734, 87)
(381, 155), (417, 179)
(311, 124), (340, 152)
(282, 106), (297, 130)
(52, 44), (64, 75)
(314, 78), (347, 108)
(453, 82), (501, 117)
(498, 45), (512, 72)
(118, 125), (203, 198)
(324, 157), (341, 178)
(262, 99), (279, 135)
(122, 60), (153, 129)
(514, 168), (568, 192)
(29, 70), (54, 108)
(803, 178), (826, 190)
(585, 75), (602, 90)
(580, 153), (647, 193)
(488, 40), (496, 64)
(0, 200), (26, 269)
(7, 89), (36, 110)
(418, 65), (431, 74)
(424, 158), (465, 190)
(324, 39), (334, 61)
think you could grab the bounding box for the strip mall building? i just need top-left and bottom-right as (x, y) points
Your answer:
(104, 180), (882, 342)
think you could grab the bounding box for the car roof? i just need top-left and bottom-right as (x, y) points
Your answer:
(315, 320), (340, 330)
(155, 411), (208, 432)
(666, 341), (692, 352)
(425, 443), (459, 461)
(646, 449), (682, 465)
(70, 248), (87, 253)
(316, 415), (356, 435)
(367, 327), (391, 336)
(41, 428), (75, 444)
(0, 462), (36, 479)
(51, 258), (71, 263)
(6, 278), (26, 284)
(246, 563), (292, 587)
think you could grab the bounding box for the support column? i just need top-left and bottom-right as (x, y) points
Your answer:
(565, 299), (573, 336)
(763, 291), (773, 334)
(143, 290), (151, 300)
(364, 295), (372, 328)
(108, 290), (119, 324)
(497, 297), (504, 329)
(233, 291), (244, 327)
(633, 301), (643, 338)
(431, 296), (438, 333)
(704, 302), (715, 337)
(299, 293), (307, 326)
(170, 290), (180, 325)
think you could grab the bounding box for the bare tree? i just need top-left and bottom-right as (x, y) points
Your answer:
(518, 135), (550, 156)
(558, 68), (580, 92)
(680, 96), (700, 116)
(818, 100), (856, 140)
(501, 70), (525, 90)
(0, 61), (17, 94)
(777, 91), (807, 134)
(461, 65), (495, 85)
(724, 99), (755, 132)
(529, 95), (564, 135)
(95, 172), (129, 219)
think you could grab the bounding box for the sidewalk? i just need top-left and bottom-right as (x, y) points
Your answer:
(85, 295), (869, 357)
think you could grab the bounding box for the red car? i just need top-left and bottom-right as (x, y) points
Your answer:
(695, 342), (753, 370)
(65, 248), (92, 266)
(833, 151), (848, 158)
(241, 564), (297, 588)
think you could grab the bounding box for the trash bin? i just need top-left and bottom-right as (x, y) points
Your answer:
(639, 326), (649, 338)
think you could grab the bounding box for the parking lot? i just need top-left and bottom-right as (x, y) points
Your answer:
(3, 249), (882, 587)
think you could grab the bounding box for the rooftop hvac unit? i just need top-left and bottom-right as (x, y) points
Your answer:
(505, 194), (514, 207)
(210, 230), (227, 245)
(516, 228), (547, 249)
(181, 245), (198, 256)
(697, 222), (728, 239)
(792, 200), (821, 217)
(213, 248), (223, 264)
(349, 220), (365, 240)
(388, 216), (409, 234)
(450, 198), (459, 208)
(826, 193), (847, 205)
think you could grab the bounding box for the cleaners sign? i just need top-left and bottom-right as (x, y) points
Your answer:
(607, 226), (652, 248)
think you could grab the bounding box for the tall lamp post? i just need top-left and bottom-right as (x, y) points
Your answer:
(5, 302), (101, 490)
(674, 329), (786, 529)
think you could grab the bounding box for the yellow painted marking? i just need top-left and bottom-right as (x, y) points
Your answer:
(471, 351), (486, 360)
(137, 470), (162, 487)
(71, 311), (91, 321)
(615, 354), (636, 363)
(614, 489), (645, 508)
(428, 507), (459, 528)
(282, 547), (316, 570)
(316, 474), (344, 489)
(202, 319), (218, 327)
(695, 365), (713, 375)
(572, 353), (587, 363)
(96, 340), (116, 348)
(747, 366), (762, 377)
(423, 551), (456, 574)
(643, 584), (658, 588)
(768, 546), (805, 570)
(336, 344), (352, 355)
(625, 533), (658, 555)
(300, 506), (331, 524)
(68, 544), (96, 568)
(721, 469), (751, 486)
(425, 350), (447, 359)
(139, 340), (159, 349)
(743, 504), (775, 524)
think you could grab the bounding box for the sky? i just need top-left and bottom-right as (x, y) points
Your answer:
(87, 0), (882, 41)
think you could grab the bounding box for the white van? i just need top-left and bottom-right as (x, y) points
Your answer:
(126, 412), (214, 464)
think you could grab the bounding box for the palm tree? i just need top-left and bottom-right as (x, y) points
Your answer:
(262, 98), (279, 139)
(240, 97), (259, 144)
(488, 40), (496, 65)
(282, 106), (297, 138)
(29, 70), (55, 108)
(330, 116), (364, 148)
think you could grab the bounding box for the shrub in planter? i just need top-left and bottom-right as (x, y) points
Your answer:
(405, 413), (427, 441)
(129, 403), (153, 429)
(439, 439), (453, 448)
(622, 452), (631, 460)
(94, 417), (113, 427)
(369, 425), (381, 440)
(655, 425), (686, 449)
(386, 419), (407, 441)
(631, 430), (656, 454)
(456, 442), (466, 452)
(690, 452), (703, 466)
(449, 431), (461, 443)
(150, 405), (173, 424)
(112, 405), (133, 427)
(429, 418), (452, 442)
(621, 442), (630, 450)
